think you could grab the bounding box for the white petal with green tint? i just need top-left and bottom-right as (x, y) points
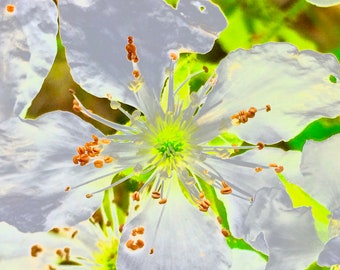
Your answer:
(209, 147), (302, 239)
(307, 0), (340, 7)
(298, 134), (340, 214)
(245, 188), (323, 270)
(0, 112), (112, 232)
(0, 1), (57, 120)
(58, 0), (226, 107)
(117, 179), (231, 270)
(197, 42), (340, 144)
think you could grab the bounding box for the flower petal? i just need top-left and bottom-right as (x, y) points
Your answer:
(58, 0), (226, 107)
(245, 188), (323, 270)
(297, 134), (340, 214)
(318, 236), (340, 266)
(307, 0), (340, 7)
(117, 179), (231, 269)
(0, 0), (57, 120)
(231, 248), (267, 270)
(206, 147), (302, 238)
(0, 112), (113, 232)
(197, 42), (340, 144)
(0, 221), (98, 269)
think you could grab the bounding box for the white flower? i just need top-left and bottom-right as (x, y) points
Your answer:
(306, 0), (340, 7)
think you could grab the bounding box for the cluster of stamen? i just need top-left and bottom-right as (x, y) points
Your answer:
(197, 191), (211, 212)
(126, 227), (145, 251)
(231, 105), (271, 125)
(72, 134), (112, 168)
(269, 163), (284, 173)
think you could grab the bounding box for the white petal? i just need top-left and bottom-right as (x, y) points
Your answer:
(0, 1), (57, 120)
(0, 221), (98, 269)
(0, 112), (112, 232)
(206, 147), (302, 238)
(117, 179), (231, 270)
(197, 42), (340, 144)
(245, 188), (323, 270)
(231, 249), (267, 270)
(58, 0), (226, 107)
(318, 236), (340, 266)
(307, 0), (340, 7)
(297, 134), (340, 214)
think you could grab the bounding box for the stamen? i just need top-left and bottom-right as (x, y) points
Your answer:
(132, 191), (140, 201)
(221, 228), (230, 238)
(69, 90), (135, 133)
(126, 36), (139, 63)
(220, 180), (232, 195)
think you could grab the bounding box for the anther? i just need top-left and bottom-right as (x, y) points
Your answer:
(159, 198), (167, 204)
(132, 70), (140, 78)
(30, 244), (43, 257)
(104, 156), (114, 164)
(269, 163), (278, 168)
(275, 165), (284, 173)
(220, 181), (232, 195)
(110, 100), (121, 110)
(6, 4), (15, 13)
(56, 249), (64, 257)
(257, 142), (265, 150)
(136, 239), (145, 248)
(94, 160), (104, 168)
(126, 36), (139, 63)
(65, 186), (71, 192)
(151, 191), (161, 199)
(221, 228), (230, 238)
(199, 191), (205, 199)
(150, 248), (154, 254)
(132, 191), (140, 201)
(71, 230), (78, 238)
(136, 226), (145, 234)
(217, 216), (222, 224)
(119, 224), (124, 233)
(266, 104), (271, 112)
(169, 52), (178, 61)
(86, 194), (93, 198)
(254, 167), (263, 172)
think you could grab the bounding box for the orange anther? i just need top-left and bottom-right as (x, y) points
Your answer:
(65, 186), (71, 192)
(136, 239), (145, 248)
(56, 249), (63, 257)
(77, 146), (85, 155)
(159, 198), (167, 204)
(86, 194), (93, 198)
(94, 160), (104, 168)
(255, 167), (263, 172)
(203, 169), (209, 175)
(105, 155), (114, 163)
(6, 4), (15, 13)
(220, 187), (232, 195)
(202, 66), (209, 73)
(72, 155), (79, 164)
(151, 191), (161, 199)
(221, 180), (228, 188)
(92, 134), (99, 142)
(169, 52), (178, 61)
(71, 230), (78, 238)
(100, 138), (111, 144)
(150, 248), (154, 254)
(119, 224), (124, 233)
(257, 142), (265, 150)
(275, 165), (284, 173)
(217, 216), (222, 224)
(136, 227), (144, 234)
(269, 163), (278, 168)
(221, 228), (230, 238)
(199, 206), (208, 212)
(266, 104), (271, 112)
(30, 244), (43, 257)
(132, 191), (140, 201)
(132, 70), (140, 78)
(199, 191), (205, 199)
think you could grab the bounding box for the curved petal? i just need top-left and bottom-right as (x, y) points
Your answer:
(0, 221), (98, 269)
(0, 1), (58, 120)
(58, 0), (226, 107)
(0, 112), (113, 232)
(197, 42), (340, 144)
(245, 188), (323, 270)
(117, 179), (231, 269)
(307, 0), (340, 7)
(206, 147), (302, 238)
(318, 236), (340, 266)
(297, 134), (340, 214)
